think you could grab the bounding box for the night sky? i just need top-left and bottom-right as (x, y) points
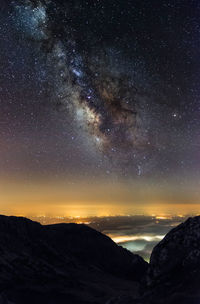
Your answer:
(0, 0), (200, 215)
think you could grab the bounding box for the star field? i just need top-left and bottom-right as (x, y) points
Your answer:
(0, 0), (200, 184)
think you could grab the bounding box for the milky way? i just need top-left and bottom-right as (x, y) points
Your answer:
(1, 0), (200, 180)
(14, 1), (151, 152)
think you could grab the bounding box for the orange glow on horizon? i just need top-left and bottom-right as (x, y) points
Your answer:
(0, 178), (200, 218)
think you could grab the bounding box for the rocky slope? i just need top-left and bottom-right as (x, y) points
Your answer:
(0, 215), (147, 304)
(145, 216), (200, 303)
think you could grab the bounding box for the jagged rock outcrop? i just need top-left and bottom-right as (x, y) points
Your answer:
(146, 216), (200, 303)
(0, 215), (147, 304)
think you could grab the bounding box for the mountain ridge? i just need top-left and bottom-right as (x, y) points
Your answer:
(0, 214), (147, 304)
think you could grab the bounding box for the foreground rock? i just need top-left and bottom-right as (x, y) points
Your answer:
(0, 215), (147, 304)
(146, 216), (200, 303)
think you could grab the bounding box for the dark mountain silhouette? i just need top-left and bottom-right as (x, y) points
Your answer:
(0, 215), (199, 303)
(0, 215), (147, 304)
